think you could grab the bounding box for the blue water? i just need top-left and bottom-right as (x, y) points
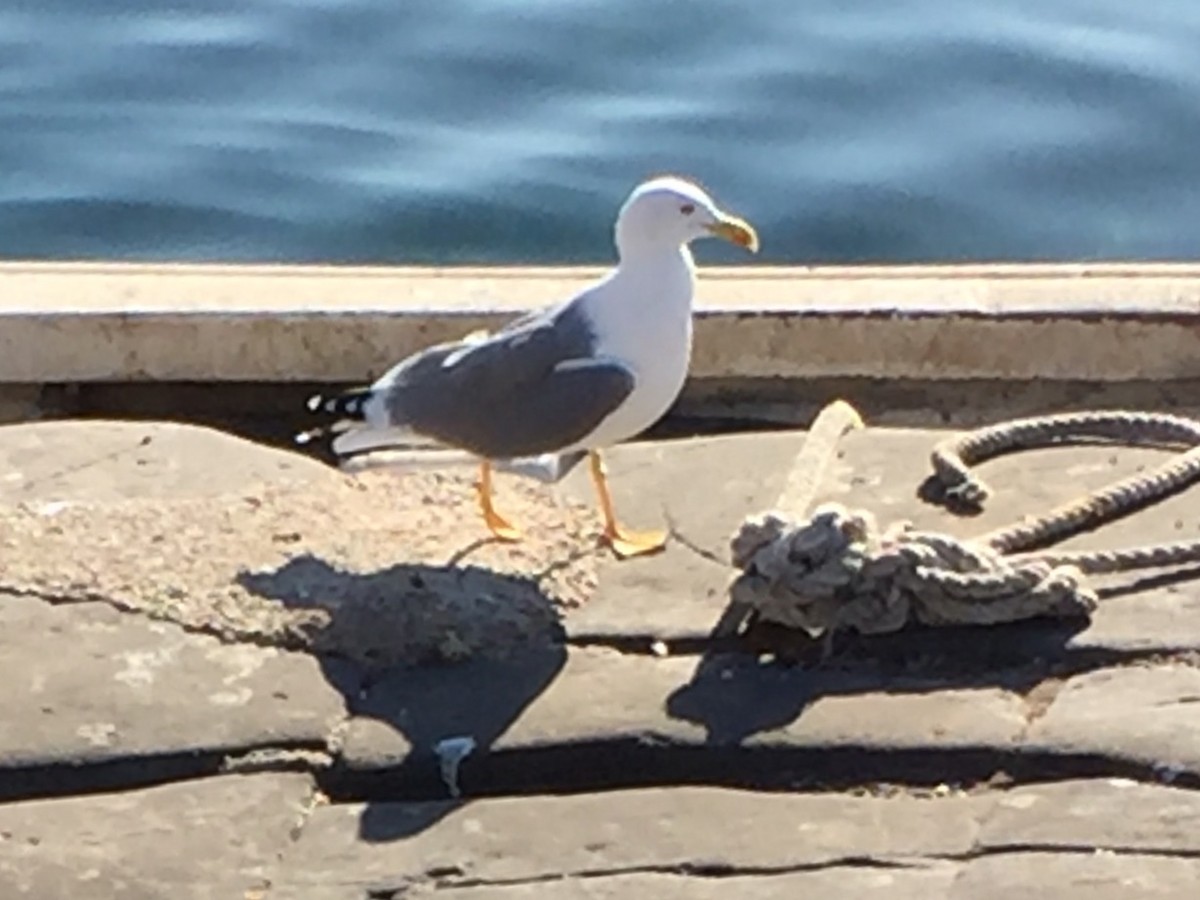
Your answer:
(3, 0), (1200, 265)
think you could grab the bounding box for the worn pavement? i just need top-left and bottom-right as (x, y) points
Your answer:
(2, 415), (1200, 898)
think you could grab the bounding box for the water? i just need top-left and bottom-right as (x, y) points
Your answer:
(3, 0), (1200, 266)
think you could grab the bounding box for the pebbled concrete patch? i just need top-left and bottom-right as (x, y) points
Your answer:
(0, 772), (311, 900)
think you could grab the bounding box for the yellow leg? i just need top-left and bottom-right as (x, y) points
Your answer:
(588, 450), (668, 559)
(477, 461), (522, 542)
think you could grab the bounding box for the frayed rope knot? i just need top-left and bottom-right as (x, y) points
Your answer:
(729, 502), (1098, 637)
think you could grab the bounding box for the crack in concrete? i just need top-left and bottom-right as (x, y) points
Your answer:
(368, 844), (1200, 896)
(949, 843), (1200, 862)
(286, 781), (333, 842)
(6, 733), (1199, 811)
(400, 855), (920, 895)
(286, 709), (354, 847)
(0, 739), (331, 804)
(274, 689), (357, 851)
(320, 741), (1200, 808)
(1016, 674), (1068, 730)
(661, 506), (731, 570)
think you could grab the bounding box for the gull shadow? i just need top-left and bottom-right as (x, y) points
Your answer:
(237, 552), (568, 669)
(345, 646), (566, 842)
(236, 552), (569, 842)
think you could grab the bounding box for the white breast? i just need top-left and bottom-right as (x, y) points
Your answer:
(565, 248), (696, 451)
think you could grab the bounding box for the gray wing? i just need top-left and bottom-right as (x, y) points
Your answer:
(382, 299), (636, 459)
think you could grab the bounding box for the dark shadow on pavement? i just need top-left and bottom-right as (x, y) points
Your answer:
(237, 553), (567, 669)
(236, 552), (569, 843)
(346, 646), (566, 842)
(1095, 564), (1200, 601)
(667, 616), (1094, 747)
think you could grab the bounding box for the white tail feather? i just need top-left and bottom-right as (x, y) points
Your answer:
(334, 443), (580, 486)
(339, 447), (479, 474)
(330, 425), (425, 457)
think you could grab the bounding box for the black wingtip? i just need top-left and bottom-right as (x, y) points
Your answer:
(296, 386), (372, 451)
(305, 386), (372, 420)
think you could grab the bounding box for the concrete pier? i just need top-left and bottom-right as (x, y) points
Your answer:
(2, 262), (1200, 898)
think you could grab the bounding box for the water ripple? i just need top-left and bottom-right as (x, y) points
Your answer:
(1, 0), (1200, 263)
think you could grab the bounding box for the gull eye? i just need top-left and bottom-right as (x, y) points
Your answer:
(680, 203), (695, 216)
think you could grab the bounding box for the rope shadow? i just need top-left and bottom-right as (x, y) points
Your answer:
(666, 615), (1093, 747)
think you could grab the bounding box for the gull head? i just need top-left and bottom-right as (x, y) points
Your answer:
(614, 175), (759, 259)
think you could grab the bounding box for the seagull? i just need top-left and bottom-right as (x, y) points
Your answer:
(303, 175), (759, 559)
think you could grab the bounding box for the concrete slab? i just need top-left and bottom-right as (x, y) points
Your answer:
(0, 593), (349, 777)
(0, 772), (310, 900)
(272, 779), (1200, 899)
(979, 779), (1200, 854)
(342, 646), (1026, 781)
(276, 787), (982, 894)
(810, 427), (1200, 652)
(5, 262), (1200, 385)
(948, 854), (1200, 900)
(1026, 666), (1200, 780)
(0, 419), (329, 503)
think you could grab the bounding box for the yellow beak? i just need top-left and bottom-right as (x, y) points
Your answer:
(705, 213), (760, 253)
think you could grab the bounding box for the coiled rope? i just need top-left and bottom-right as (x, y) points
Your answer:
(730, 408), (1200, 637)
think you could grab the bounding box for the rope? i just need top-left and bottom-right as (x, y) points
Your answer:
(730, 409), (1200, 637)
